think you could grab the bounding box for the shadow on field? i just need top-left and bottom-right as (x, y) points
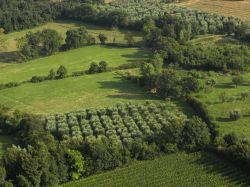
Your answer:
(0, 51), (19, 63)
(215, 82), (234, 89)
(194, 152), (250, 186)
(98, 80), (159, 101)
(216, 117), (231, 122)
(121, 49), (150, 63)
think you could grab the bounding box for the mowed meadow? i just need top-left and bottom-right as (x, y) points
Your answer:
(62, 152), (250, 187)
(0, 71), (160, 114)
(178, 0), (250, 21)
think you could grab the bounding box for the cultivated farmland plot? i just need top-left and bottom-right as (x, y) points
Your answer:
(45, 102), (185, 143)
(62, 152), (250, 187)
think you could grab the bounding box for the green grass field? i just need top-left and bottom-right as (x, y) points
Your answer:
(62, 152), (250, 187)
(193, 73), (250, 138)
(0, 45), (149, 84)
(0, 20), (143, 53)
(0, 71), (160, 114)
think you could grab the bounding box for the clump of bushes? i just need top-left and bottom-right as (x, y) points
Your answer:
(229, 109), (241, 121)
(30, 65), (68, 83)
(88, 61), (108, 74)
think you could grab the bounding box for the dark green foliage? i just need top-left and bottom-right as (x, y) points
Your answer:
(232, 75), (244, 87)
(0, 0), (62, 33)
(0, 82), (21, 90)
(30, 76), (47, 83)
(57, 65), (68, 79)
(181, 117), (210, 150)
(88, 62), (100, 74)
(99, 61), (108, 72)
(65, 27), (95, 49)
(48, 69), (56, 80)
(214, 133), (250, 172)
(19, 29), (62, 60)
(88, 61), (109, 74)
(98, 33), (108, 44)
(155, 68), (182, 98)
(229, 109), (241, 121)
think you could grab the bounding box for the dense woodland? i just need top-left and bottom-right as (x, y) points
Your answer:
(0, 0), (250, 186)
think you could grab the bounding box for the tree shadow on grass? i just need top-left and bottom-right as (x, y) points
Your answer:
(216, 117), (232, 122)
(215, 82), (235, 89)
(194, 152), (250, 186)
(0, 51), (19, 63)
(120, 49), (151, 63)
(98, 80), (159, 101)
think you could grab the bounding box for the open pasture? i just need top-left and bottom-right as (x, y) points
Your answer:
(0, 71), (160, 114)
(179, 0), (250, 21)
(62, 152), (250, 187)
(193, 72), (250, 138)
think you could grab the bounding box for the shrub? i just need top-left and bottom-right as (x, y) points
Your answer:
(98, 33), (108, 44)
(99, 61), (108, 72)
(240, 91), (250, 100)
(232, 75), (244, 87)
(88, 62), (99, 74)
(229, 109), (241, 121)
(30, 76), (47, 83)
(181, 116), (211, 150)
(57, 65), (68, 79)
(48, 69), (56, 80)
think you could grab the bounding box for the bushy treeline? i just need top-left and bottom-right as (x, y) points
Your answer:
(18, 27), (97, 61)
(0, 0), (104, 33)
(145, 37), (250, 71)
(1, 0), (249, 44)
(213, 133), (250, 173)
(0, 0), (62, 33)
(0, 103), (211, 186)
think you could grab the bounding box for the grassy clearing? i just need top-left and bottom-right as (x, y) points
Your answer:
(0, 45), (149, 84)
(193, 73), (250, 138)
(0, 71), (161, 114)
(178, 0), (250, 21)
(62, 152), (250, 187)
(0, 135), (17, 156)
(0, 20), (143, 53)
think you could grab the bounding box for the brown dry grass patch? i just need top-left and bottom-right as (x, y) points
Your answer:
(179, 0), (250, 21)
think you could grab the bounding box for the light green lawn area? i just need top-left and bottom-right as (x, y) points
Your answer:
(0, 20), (143, 53)
(62, 152), (250, 187)
(193, 73), (250, 138)
(0, 45), (149, 84)
(0, 71), (160, 114)
(0, 135), (17, 156)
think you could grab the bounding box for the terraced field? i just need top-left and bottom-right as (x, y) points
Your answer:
(0, 20), (143, 53)
(179, 0), (250, 21)
(0, 71), (160, 114)
(0, 45), (149, 84)
(62, 152), (250, 187)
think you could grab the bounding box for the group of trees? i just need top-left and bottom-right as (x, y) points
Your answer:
(144, 36), (250, 72)
(139, 54), (201, 99)
(0, 114), (86, 186)
(18, 29), (63, 60)
(64, 27), (95, 50)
